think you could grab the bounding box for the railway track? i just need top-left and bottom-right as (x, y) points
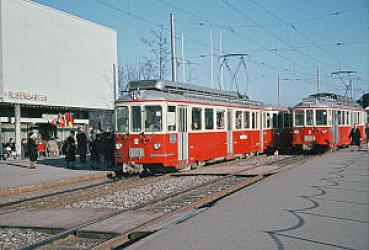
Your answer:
(6, 153), (311, 250)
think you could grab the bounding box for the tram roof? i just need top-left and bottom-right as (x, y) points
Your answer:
(119, 80), (264, 108)
(127, 80), (246, 99)
(294, 92), (362, 109)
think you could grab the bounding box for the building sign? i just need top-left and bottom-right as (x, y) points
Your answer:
(6, 91), (48, 102)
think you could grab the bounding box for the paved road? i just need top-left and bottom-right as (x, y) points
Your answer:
(0, 158), (110, 190)
(129, 149), (369, 250)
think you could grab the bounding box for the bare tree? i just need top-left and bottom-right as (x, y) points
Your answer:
(140, 27), (170, 80)
(118, 27), (170, 95)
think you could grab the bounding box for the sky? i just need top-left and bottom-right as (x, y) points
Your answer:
(34, 0), (369, 106)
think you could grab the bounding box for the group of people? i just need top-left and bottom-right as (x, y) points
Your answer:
(61, 128), (115, 169)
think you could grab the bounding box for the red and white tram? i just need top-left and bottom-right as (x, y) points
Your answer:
(292, 93), (366, 151)
(114, 80), (290, 173)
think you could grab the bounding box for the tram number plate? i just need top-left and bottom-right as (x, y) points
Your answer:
(304, 135), (315, 142)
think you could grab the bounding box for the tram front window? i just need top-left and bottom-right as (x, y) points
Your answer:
(144, 106), (162, 132)
(116, 106), (129, 133)
(316, 110), (328, 125)
(294, 110), (304, 126)
(131, 106), (142, 132)
(306, 110), (314, 126)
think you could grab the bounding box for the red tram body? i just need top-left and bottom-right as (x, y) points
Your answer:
(115, 80), (291, 173)
(292, 93), (366, 151)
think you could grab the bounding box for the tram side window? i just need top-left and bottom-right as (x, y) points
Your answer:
(216, 110), (225, 129)
(306, 110), (314, 126)
(294, 110), (304, 126)
(251, 112), (256, 129)
(316, 110), (327, 126)
(192, 107), (202, 130)
(273, 113), (278, 128)
(167, 106), (176, 132)
(337, 111), (342, 125)
(235, 111), (242, 129)
(266, 113), (272, 128)
(346, 111), (350, 125)
(244, 111), (250, 129)
(144, 106), (162, 132)
(116, 107), (129, 133)
(131, 106), (142, 132)
(205, 108), (214, 130)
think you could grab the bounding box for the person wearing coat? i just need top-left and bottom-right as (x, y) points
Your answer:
(349, 124), (361, 150)
(27, 133), (38, 169)
(76, 127), (87, 164)
(62, 131), (76, 169)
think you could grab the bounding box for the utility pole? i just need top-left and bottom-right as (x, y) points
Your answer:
(219, 31), (224, 90)
(317, 66), (320, 93)
(181, 33), (186, 82)
(15, 104), (21, 158)
(170, 13), (177, 82)
(210, 28), (214, 88)
(277, 73), (280, 107)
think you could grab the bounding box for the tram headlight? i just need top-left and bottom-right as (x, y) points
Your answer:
(294, 130), (299, 134)
(115, 143), (123, 150)
(321, 129), (327, 134)
(153, 143), (161, 150)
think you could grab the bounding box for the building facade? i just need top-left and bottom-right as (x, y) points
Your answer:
(0, 0), (118, 156)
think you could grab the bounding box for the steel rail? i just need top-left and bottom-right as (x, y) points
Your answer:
(19, 154), (307, 249)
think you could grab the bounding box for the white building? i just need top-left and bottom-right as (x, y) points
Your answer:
(0, 0), (118, 155)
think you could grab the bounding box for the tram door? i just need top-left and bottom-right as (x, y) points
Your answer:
(332, 110), (339, 145)
(259, 111), (264, 152)
(227, 109), (233, 156)
(178, 106), (188, 165)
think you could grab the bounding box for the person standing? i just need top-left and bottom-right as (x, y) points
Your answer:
(365, 123), (369, 152)
(89, 134), (100, 169)
(62, 131), (76, 169)
(27, 133), (38, 169)
(349, 124), (361, 151)
(21, 138), (28, 160)
(76, 127), (87, 164)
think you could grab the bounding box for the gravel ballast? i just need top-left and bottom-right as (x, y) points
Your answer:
(0, 228), (52, 250)
(66, 176), (218, 210)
